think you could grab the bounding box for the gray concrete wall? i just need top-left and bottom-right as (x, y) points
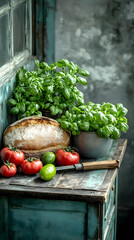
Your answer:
(55, 0), (134, 211)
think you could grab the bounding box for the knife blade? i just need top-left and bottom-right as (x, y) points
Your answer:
(56, 159), (120, 172)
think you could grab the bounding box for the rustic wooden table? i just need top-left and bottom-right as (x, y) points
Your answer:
(0, 139), (127, 240)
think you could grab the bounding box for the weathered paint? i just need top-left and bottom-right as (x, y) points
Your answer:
(36, 0), (55, 64)
(0, 175), (118, 240)
(44, 0), (55, 64)
(8, 198), (87, 240)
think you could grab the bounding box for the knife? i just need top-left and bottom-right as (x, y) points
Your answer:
(56, 159), (120, 172)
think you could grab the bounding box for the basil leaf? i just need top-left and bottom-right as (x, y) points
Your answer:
(111, 127), (121, 140)
(57, 59), (69, 67)
(95, 112), (108, 125)
(50, 105), (59, 115)
(77, 76), (87, 86)
(118, 107), (128, 117)
(80, 122), (90, 131)
(106, 114), (117, 124)
(63, 88), (70, 99)
(78, 69), (89, 77)
(61, 121), (70, 129)
(66, 73), (76, 84)
(119, 122), (129, 132)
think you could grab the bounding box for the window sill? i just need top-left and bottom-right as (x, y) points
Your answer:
(0, 50), (35, 87)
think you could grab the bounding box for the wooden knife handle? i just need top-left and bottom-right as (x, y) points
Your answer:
(82, 160), (119, 171)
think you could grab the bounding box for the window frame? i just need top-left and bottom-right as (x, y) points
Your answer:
(0, 0), (32, 85)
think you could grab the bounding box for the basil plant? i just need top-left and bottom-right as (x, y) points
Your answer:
(57, 102), (129, 140)
(8, 59), (89, 119)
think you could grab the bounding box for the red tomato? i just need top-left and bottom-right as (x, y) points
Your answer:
(56, 149), (80, 166)
(0, 147), (25, 166)
(21, 158), (43, 175)
(0, 163), (17, 177)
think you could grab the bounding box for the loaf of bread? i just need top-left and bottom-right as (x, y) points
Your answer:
(3, 116), (70, 158)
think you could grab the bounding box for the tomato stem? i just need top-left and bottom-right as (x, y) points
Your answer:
(62, 146), (78, 152)
(3, 161), (14, 169)
(26, 157), (38, 162)
(8, 145), (20, 152)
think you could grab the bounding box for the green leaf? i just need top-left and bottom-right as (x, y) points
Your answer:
(108, 107), (118, 117)
(78, 69), (90, 77)
(44, 103), (51, 109)
(61, 121), (70, 129)
(77, 76), (87, 86)
(66, 73), (76, 84)
(111, 127), (121, 140)
(119, 122), (129, 132)
(8, 98), (17, 106)
(106, 114), (117, 124)
(62, 88), (70, 99)
(49, 105), (59, 115)
(44, 85), (53, 94)
(118, 107), (128, 117)
(57, 59), (69, 67)
(68, 61), (78, 71)
(36, 111), (42, 116)
(10, 107), (19, 115)
(79, 122), (90, 131)
(50, 62), (57, 70)
(19, 103), (26, 113)
(94, 112), (108, 125)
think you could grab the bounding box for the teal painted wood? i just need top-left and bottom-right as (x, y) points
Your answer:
(87, 204), (99, 239)
(8, 197), (87, 240)
(0, 197), (8, 240)
(114, 173), (118, 240)
(0, 173), (119, 240)
(35, 0), (55, 64)
(36, 0), (44, 61)
(102, 175), (118, 240)
(44, 0), (55, 64)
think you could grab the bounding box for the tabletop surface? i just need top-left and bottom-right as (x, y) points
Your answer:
(0, 139), (127, 203)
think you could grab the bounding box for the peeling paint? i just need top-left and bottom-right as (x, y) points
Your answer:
(82, 27), (102, 40)
(75, 28), (81, 37)
(99, 33), (116, 51)
(86, 65), (119, 84)
(123, 53), (132, 61)
(75, 48), (92, 61)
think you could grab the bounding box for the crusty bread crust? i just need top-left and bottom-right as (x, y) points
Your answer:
(4, 116), (59, 135)
(3, 116), (70, 158)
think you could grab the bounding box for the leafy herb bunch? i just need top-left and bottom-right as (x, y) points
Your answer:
(8, 59), (89, 119)
(57, 102), (129, 140)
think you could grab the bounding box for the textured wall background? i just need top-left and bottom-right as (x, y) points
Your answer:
(55, 0), (134, 217)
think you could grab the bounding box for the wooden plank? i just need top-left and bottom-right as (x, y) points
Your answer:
(87, 204), (100, 239)
(0, 184), (105, 202)
(8, 205), (86, 240)
(9, 197), (87, 212)
(52, 170), (107, 191)
(0, 139), (127, 202)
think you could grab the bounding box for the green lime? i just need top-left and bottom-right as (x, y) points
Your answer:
(41, 152), (56, 165)
(39, 164), (56, 181)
